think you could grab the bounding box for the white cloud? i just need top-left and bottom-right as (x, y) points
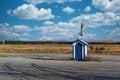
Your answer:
(19, 38), (30, 41)
(37, 23), (97, 41)
(84, 6), (91, 12)
(0, 30), (20, 41)
(0, 23), (31, 41)
(92, 0), (120, 12)
(102, 29), (111, 32)
(10, 4), (54, 20)
(35, 21), (97, 41)
(63, 6), (75, 14)
(57, 16), (61, 19)
(39, 36), (54, 41)
(25, 0), (81, 5)
(109, 28), (120, 41)
(84, 34), (97, 40)
(70, 12), (120, 28)
(43, 21), (54, 25)
(7, 9), (12, 15)
(57, 22), (77, 28)
(21, 33), (30, 37)
(11, 25), (32, 32)
(35, 9), (120, 41)
(35, 22), (78, 41)
(0, 23), (9, 29)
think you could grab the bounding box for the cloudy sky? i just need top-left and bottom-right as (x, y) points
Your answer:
(0, 0), (120, 41)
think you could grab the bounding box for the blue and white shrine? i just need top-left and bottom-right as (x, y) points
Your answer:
(72, 39), (88, 60)
(72, 23), (88, 61)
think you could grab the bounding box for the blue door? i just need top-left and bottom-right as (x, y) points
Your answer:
(75, 43), (82, 60)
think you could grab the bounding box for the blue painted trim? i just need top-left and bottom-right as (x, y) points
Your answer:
(72, 46), (74, 59)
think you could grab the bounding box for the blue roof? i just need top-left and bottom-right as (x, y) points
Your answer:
(72, 39), (88, 46)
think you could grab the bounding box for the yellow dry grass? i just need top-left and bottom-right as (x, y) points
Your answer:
(0, 44), (72, 54)
(0, 43), (120, 55)
(88, 44), (120, 55)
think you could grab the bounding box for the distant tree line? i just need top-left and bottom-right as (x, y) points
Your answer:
(88, 41), (120, 44)
(0, 40), (119, 44)
(0, 40), (72, 44)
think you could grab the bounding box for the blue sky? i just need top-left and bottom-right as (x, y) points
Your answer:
(0, 0), (120, 41)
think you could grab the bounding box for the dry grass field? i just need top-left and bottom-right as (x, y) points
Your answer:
(0, 44), (71, 54)
(0, 43), (120, 55)
(88, 44), (120, 55)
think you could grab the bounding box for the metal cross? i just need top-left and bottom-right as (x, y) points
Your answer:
(79, 23), (84, 39)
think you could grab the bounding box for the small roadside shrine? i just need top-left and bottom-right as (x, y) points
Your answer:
(72, 23), (88, 61)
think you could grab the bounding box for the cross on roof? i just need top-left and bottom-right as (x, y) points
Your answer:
(79, 23), (84, 40)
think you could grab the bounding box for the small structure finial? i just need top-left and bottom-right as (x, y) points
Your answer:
(79, 23), (84, 40)
(72, 22), (88, 61)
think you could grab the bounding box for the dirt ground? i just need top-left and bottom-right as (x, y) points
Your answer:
(0, 53), (120, 80)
